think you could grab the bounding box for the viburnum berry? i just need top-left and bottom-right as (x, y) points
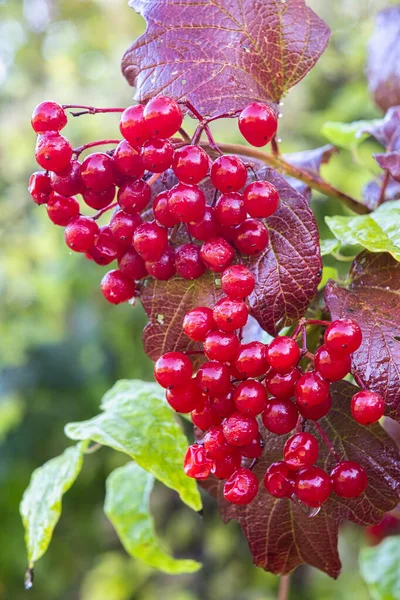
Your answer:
(264, 461), (294, 498)
(265, 368), (301, 399)
(119, 104), (149, 146)
(31, 101), (67, 133)
(262, 398), (299, 435)
(217, 223), (237, 244)
(141, 138), (174, 173)
(87, 225), (120, 265)
(223, 412), (258, 446)
(35, 132), (73, 173)
(183, 307), (215, 342)
(223, 467), (259, 504)
(240, 433), (264, 459)
(211, 155), (248, 193)
(165, 380), (204, 412)
(109, 210), (142, 248)
(28, 171), (52, 205)
(238, 102), (278, 147)
(184, 444), (212, 480)
(145, 247), (176, 280)
(187, 207), (218, 241)
(80, 152), (114, 192)
(46, 192), (80, 226)
(297, 393), (332, 421)
(235, 341), (268, 377)
(113, 140), (144, 178)
(153, 191), (179, 228)
(191, 402), (222, 431)
(330, 461), (368, 498)
(204, 330), (240, 362)
(221, 265), (255, 299)
(65, 216), (99, 252)
(213, 298), (248, 333)
(211, 452), (242, 479)
(143, 96), (182, 139)
(172, 145), (209, 184)
(100, 269), (136, 304)
(50, 160), (83, 197)
(203, 424), (232, 459)
(314, 345), (352, 381)
(175, 243), (206, 279)
(132, 221), (168, 261)
(168, 183), (206, 223)
(234, 219), (269, 255)
(200, 237), (235, 272)
(118, 247), (147, 280)
(294, 467), (332, 508)
(233, 380), (268, 416)
(351, 390), (385, 425)
(295, 371), (330, 408)
(196, 361), (231, 395)
(266, 336), (301, 374)
(210, 392), (235, 418)
(154, 351), (193, 389)
(324, 318), (362, 356)
(117, 179), (151, 214)
(83, 186), (116, 210)
(215, 192), (246, 227)
(243, 180), (279, 218)
(283, 433), (319, 470)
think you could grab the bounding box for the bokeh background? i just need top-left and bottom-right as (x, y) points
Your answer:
(0, 1), (399, 598)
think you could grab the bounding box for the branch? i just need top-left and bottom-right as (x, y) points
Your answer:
(278, 574), (291, 600)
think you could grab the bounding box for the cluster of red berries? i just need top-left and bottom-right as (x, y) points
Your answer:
(153, 266), (385, 507)
(29, 98), (279, 304)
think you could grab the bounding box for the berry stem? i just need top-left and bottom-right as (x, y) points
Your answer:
(146, 172), (163, 187)
(179, 128), (191, 143)
(184, 350), (205, 356)
(73, 140), (120, 156)
(305, 319), (332, 327)
(313, 421), (340, 462)
(92, 201), (118, 220)
(377, 170), (390, 206)
(271, 136), (280, 157)
(62, 105), (125, 117)
(278, 574), (291, 600)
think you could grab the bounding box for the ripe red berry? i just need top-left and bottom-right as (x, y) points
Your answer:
(204, 330), (240, 362)
(324, 318), (362, 356)
(168, 183), (206, 223)
(50, 160), (83, 197)
(314, 345), (351, 381)
(211, 155), (247, 192)
(82, 186), (116, 210)
(100, 269), (136, 304)
(200, 237), (234, 272)
(31, 101), (67, 133)
(65, 216), (99, 252)
(240, 433), (264, 459)
(297, 393), (332, 421)
(46, 192), (80, 226)
(191, 402), (222, 431)
(153, 191), (179, 228)
(187, 207), (218, 241)
(295, 371), (330, 408)
(243, 180), (279, 218)
(143, 96), (182, 139)
(266, 336), (301, 374)
(166, 380), (203, 412)
(223, 468), (259, 504)
(330, 461), (368, 498)
(118, 247), (148, 280)
(172, 145), (209, 184)
(233, 380), (268, 416)
(80, 152), (114, 192)
(87, 225), (120, 265)
(210, 392), (235, 418)
(215, 192), (246, 227)
(223, 412), (258, 446)
(154, 351), (193, 389)
(119, 104), (150, 146)
(221, 265), (255, 299)
(211, 452), (242, 479)
(265, 368), (301, 399)
(29, 171), (52, 205)
(264, 461), (294, 498)
(132, 221), (168, 261)
(146, 247), (176, 280)
(234, 219), (269, 255)
(183, 307), (215, 342)
(203, 424), (232, 459)
(235, 341), (268, 377)
(113, 140), (144, 178)
(141, 138), (174, 172)
(184, 444), (212, 479)
(197, 361), (231, 395)
(351, 390), (385, 425)
(35, 132), (72, 173)
(262, 398), (298, 435)
(109, 210), (142, 248)
(117, 179), (151, 214)
(175, 243), (206, 279)
(238, 102), (278, 147)
(294, 467), (332, 508)
(283, 433), (319, 470)
(213, 298), (248, 333)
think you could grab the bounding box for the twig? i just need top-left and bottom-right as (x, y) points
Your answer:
(93, 201), (118, 220)
(278, 574), (291, 600)
(377, 170), (390, 206)
(73, 139), (120, 156)
(63, 104), (125, 117)
(313, 421), (340, 462)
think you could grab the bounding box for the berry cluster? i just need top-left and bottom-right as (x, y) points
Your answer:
(153, 271), (384, 508)
(29, 99), (279, 304)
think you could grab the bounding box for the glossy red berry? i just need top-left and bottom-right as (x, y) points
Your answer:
(266, 336), (301, 374)
(168, 183), (206, 223)
(223, 412), (258, 446)
(238, 102), (278, 147)
(80, 152), (114, 192)
(234, 219), (269, 255)
(65, 216), (99, 252)
(235, 342), (268, 378)
(87, 225), (120, 265)
(35, 132), (72, 173)
(31, 101), (67, 133)
(109, 211), (142, 248)
(117, 179), (151, 214)
(175, 243), (206, 279)
(233, 380), (268, 416)
(297, 393), (332, 421)
(213, 298), (248, 333)
(204, 330), (240, 362)
(294, 467), (332, 508)
(283, 433), (319, 470)
(330, 461), (368, 498)
(240, 433), (264, 458)
(113, 140), (144, 178)
(154, 351), (193, 389)
(295, 371), (330, 408)
(243, 180), (279, 218)
(210, 392), (235, 418)
(141, 138), (174, 172)
(143, 96), (182, 139)
(153, 191), (179, 228)
(211, 452), (242, 479)
(265, 368), (301, 399)
(203, 425), (232, 459)
(221, 265), (255, 299)
(166, 380), (203, 412)
(82, 186), (115, 210)
(184, 444), (212, 479)
(46, 192), (80, 226)
(314, 345), (351, 381)
(133, 221), (168, 261)
(29, 171), (52, 204)
(264, 461), (294, 498)
(119, 104), (150, 146)
(324, 319), (362, 356)
(187, 207), (218, 241)
(50, 160), (83, 197)
(200, 237), (234, 272)
(183, 307), (215, 342)
(191, 402), (222, 431)
(351, 390), (385, 425)
(100, 269), (136, 304)
(262, 398), (298, 435)
(223, 468), (259, 504)
(197, 361), (231, 396)
(146, 247), (176, 280)
(211, 155), (247, 192)
(172, 145), (209, 184)
(215, 192), (246, 227)
(118, 247), (148, 280)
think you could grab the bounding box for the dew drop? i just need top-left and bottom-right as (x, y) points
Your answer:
(181, 79), (187, 85)
(277, 138), (282, 143)
(291, 494), (321, 518)
(24, 567), (34, 590)
(156, 313), (165, 325)
(128, 297), (137, 307)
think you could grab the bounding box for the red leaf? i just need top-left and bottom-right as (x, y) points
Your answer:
(122, 0), (330, 115)
(325, 252), (400, 421)
(284, 144), (338, 199)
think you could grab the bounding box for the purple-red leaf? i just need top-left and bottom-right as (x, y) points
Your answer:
(122, 0), (330, 115)
(375, 152), (400, 182)
(362, 177), (400, 210)
(205, 381), (400, 578)
(325, 252), (400, 421)
(284, 144), (338, 198)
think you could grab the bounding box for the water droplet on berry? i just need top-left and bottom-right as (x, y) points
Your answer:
(291, 494), (321, 518)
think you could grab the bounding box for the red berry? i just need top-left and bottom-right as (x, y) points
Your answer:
(211, 452), (242, 479)
(243, 180), (279, 218)
(234, 219), (269, 255)
(143, 96), (183, 139)
(133, 221), (168, 261)
(65, 216), (99, 252)
(264, 461), (294, 498)
(166, 380), (204, 412)
(184, 444), (212, 479)
(314, 345), (351, 381)
(294, 467), (331, 508)
(266, 336), (301, 374)
(238, 103), (278, 147)
(28, 172), (52, 205)
(35, 132), (72, 173)
(215, 192), (246, 227)
(213, 298), (248, 333)
(141, 138), (174, 172)
(191, 402), (222, 431)
(240, 433), (264, 458)
(117, 179), (151, 214)
(109, 211), (142, 248)
(118, 246), (147, 280)
(100, 269), (136, 304)
(221, 265), (255, 299)
(295, 372), (330, 408)
(113, 140), (144, 178)
(175, 243), (206, 279)
(183, 307), (215, 342)
(200, 237), (234, 272)
(330, 461), (368, 498)
(46, 192), (80, 226)
(50, 160), (83, 197)
(187, 207), (218, 241)
(172, 145), (209, 184)
(265, 368), (301, 399)
(233, 380), (268, 416)
(87, 225), (120, 265)
(283, 433), (319, 470)
(154, 351), (193, 389)
(153, 191), (179, 228)
(223, 412), (258, 446)
(210, 392), (235, 418)
(145, 247), (176, 280)
(235, 341), (268, 377)
(168, 183), (206, 223)
(197, 361), (231, 396)
(80, 152), (114, 192)
(223, 468), (258, 504)
(324, 319), (362, 356)
(297, 394), (332, 421)
(204, 330), (240, 362)
(203, 424), (232, 459)
(31, 101), (67, 133)
(351, 390), (385, 425)
(211, 155), (247, 193)
(262, 398), (298, 435)
(119, 104), (150, 146)
(83, 186), (116, 210)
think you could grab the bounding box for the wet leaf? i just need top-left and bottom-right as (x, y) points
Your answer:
(321, 121), (375, 149)
(320, 239), (340, 256)
(360, 537), (400, 600)
(375, 152), (400, 182)
(284, 144), (337, 197)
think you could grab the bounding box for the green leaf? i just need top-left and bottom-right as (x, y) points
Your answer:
(320, 238), (340, 256)
(65, 380), (201, 511)
(321, 119), (378, 149)
(105, 462), (201, 574)
(318, 266), (339, 291)
(360, 537), (400, 600)
(20, 442), (86, 564)
(325, 201), (400, 262)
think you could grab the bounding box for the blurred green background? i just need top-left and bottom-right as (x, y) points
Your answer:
(0, 0), (398, 598)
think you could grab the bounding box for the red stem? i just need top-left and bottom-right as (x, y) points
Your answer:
(73, 139), (120, 156)
(313, 421), (340, 462)
(377, 170), (390, 206)
(304, 319), (331, 327)
(63, 104), (125, 117)
(92, 201), (118, 221)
